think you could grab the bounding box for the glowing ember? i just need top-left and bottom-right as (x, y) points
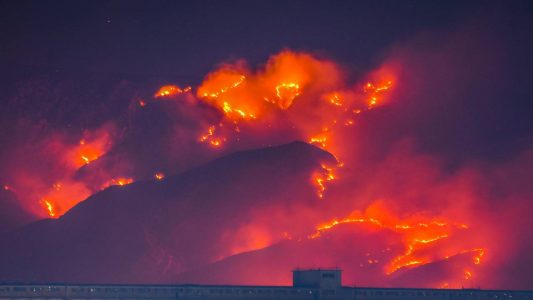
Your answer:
(70, 128), (114, 169)
(41, 199), (56, 217)
(309, 135), (328, 149)
(101, 177), (134, 189)
(77, 141), (102, 166)
(326, 92), (343, 107)
(154, 172), (165, 180)
(114, 178), (133, 186)
(363, 80), (393, 108)
(154, 85), (191, 98)
(52, 183), (62, 191)
(473, 248), (485, 264)
(311, 163), (336, 198)
(198, 125), (226, 148)
(464, 270), (473, 280)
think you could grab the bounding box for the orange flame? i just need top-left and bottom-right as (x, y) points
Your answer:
(196, 70), (254, 121)
(76, 139), (104, 166)
(309, 203), (486, 277)
(70, 128), (114, 169)
(41, 199), (56, 217)
(101, 177), (134, 189)
(198, 125), (226, 148)
(473, 248), (485, 264)
(274, 82), (301, 109)
(154, 172), (165, 180)
(154, 85), (191, 98)
(309, 135), (329, 149)
(311, 163), (336, 199)
(156, 50), (396, 157)
(364, 80), (393, 108)
(464, 270), (473, 280)
(326, 92), (343, 107)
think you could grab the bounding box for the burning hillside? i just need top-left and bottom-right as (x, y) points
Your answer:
(0, 47), (531, 289)
(1, 50), (395, 219)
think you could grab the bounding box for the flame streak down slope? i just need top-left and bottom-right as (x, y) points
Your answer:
(3, 123), (143, 218)
(309, 205), (486, 280)
(35, 126), (118, 218)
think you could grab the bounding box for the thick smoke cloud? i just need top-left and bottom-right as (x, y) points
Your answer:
(0, 11), (531, 289)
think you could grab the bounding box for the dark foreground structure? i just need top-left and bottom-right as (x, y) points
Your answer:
(1, 269), (532, 300)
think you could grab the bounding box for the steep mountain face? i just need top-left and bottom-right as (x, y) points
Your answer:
(0, 142), (335, 283)
(0, 189), (35, 234)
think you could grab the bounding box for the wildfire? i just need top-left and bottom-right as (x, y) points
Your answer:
(101, 177), (134, 189)
(198, 125), (226, 148)
(308, 204), (486, 277)
(413, 234), (449, 244)
(196, 71), (254, 121)
(363, 80), (393, 108)
(326, 93), (343, 107)
(41, 199), (56, 217)
(200, 74), (246, 99)
(221, 101), (256, 120)
(76, 139), (104, 166)
(445, 248), (485, 265)
(464, 270), (473, 280)
(15, 125), (118, 217)
(155, 51), (396, 157)
(274, 82), (301, 109)
(310, 216), (383, 238)
(70, 128), (114, 169)
(309, 135), (328, 148)
(154, 85), (191, 98)
(3, 48), (505, 288)
(311, 163), (336, 199)
(473, 248), (485, 264)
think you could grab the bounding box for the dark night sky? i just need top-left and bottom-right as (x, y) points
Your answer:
(1, 1), (507, 77)
(1, 0), (532, 165)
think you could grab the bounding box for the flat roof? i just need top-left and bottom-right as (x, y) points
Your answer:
(0, 283), (531, 293)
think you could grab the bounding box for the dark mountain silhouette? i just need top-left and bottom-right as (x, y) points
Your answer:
(0, 142), (484, 288)
(0, 142), (335, 283)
